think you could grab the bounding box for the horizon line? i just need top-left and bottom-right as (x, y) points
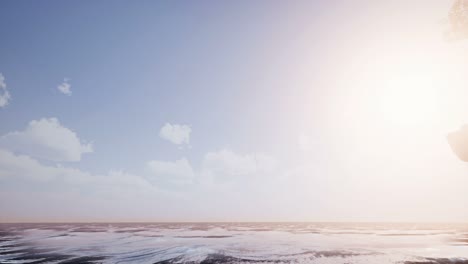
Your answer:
(1, 220), (468, 224)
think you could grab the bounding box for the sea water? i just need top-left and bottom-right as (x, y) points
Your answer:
(0, 222), (467, 263)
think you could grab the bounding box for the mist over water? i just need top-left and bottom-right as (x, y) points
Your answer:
(1, 223), (467, 264)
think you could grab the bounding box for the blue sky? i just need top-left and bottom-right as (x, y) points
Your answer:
(0, 0), (329, 172)
(1, 0), (468, 222)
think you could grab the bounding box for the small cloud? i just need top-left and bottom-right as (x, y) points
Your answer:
(447, 124), (468, 162)
(57, 78), (72, 96)
(159, 123), (191, 146)
(0, 118), (93, 162)
(201, 149), (276, 181)
(0, 73), (11, 108)
(146, 158), (194, 184)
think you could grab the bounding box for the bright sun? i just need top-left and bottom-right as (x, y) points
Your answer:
(378, 61), (442, 125)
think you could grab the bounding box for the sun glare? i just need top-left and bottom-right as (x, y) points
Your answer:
(377, 58), (444, 125)
(380, 70), (439, 125)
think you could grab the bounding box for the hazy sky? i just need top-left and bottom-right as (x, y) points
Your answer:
(1, 0), (468, 222)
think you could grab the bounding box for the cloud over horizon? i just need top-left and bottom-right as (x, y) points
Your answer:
(146, 158), (195, 185)
(201, 149), (277, 182)
(0, 118), (93, 162)
(0, 148), (160, 222)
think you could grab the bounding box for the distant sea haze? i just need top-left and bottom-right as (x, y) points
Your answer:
(0, 222), (467, 264)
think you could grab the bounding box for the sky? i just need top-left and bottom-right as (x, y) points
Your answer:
(1, 0), (468, 223)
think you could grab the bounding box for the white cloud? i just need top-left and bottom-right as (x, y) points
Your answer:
(0, 148), (156, 189)
(0, 73), (11, 108)
(159, 123), (191, 146)
(0, 118), (93, 162)
(0, 149), (57, 181)
(201, 149), (276, 182)
(145, 149), (276, 186)
(0, 153), (201, 222)
(0, 148), (94, 185)
(0, 148), (151, 187)
(57, 78), (72, 95)
(146, 158), (194, 184)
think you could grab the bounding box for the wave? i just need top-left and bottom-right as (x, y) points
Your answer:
(1, 223), (467, 264)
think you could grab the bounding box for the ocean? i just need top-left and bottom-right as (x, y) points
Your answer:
(0, 222), (467, 264)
